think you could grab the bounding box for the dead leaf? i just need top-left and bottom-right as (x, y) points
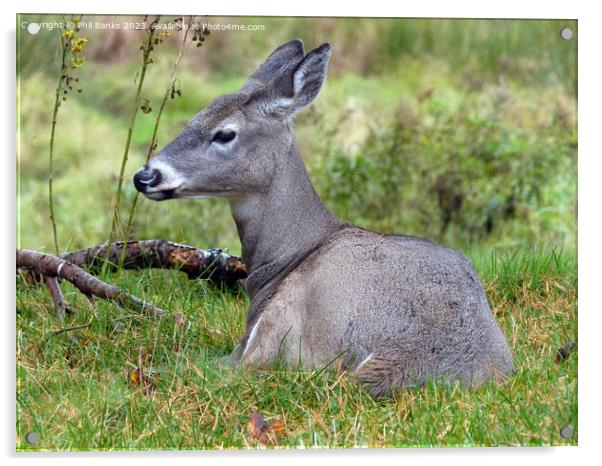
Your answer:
(555, 340), (576, 363)
(247, 411), (265, 439)
(246, 411), (286, 446)
(267, 419), (285, 436)
(128, 367), (157, 394)
(174, 313), (187, 328)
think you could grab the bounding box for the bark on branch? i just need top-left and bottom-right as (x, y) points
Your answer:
(60, 240), (247, 285)
(44, 275), (68, 321)
(17, 249), (166, 319)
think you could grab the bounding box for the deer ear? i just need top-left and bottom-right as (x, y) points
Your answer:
(290, 43), (331, 112)
(242, 39), (305, 93)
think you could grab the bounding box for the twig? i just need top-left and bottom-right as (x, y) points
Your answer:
(50, 322), (92, 336)
(17, 249), (166, 319)
(43, 275), (68, 321)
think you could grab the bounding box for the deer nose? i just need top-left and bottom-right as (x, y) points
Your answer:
(133, 167), (162, 191)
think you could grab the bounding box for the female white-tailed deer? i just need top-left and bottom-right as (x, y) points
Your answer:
(134, 39), (513, 396)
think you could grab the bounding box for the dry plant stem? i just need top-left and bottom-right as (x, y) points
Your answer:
(43, 275), (68, 321)
(106, 16), (160, 267)
(17, 249), (166, 319)
(121, 17), (196, 267)
(48, 30), (68, 255)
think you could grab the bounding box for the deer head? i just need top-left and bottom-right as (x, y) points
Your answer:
(133, 39), (331, 202)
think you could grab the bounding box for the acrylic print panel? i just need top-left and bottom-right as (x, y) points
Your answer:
(16, 14), (577, 451)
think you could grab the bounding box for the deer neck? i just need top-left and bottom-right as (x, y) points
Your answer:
(229, 139), (345, 294)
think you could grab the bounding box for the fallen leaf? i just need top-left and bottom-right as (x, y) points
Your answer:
(555, 340), (576, 363)
(128, 367), (157, 394)
(246, 411), (286, 446)
(174, 313), (187, 328)
(247, 411), (265, 440)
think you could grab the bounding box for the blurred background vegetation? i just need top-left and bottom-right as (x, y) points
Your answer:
(17, 15), (577, 256)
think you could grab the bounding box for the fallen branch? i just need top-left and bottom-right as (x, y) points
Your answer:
(44, 275), (68, 321)
(17, 249), (166, 319)
(60, 240), (247, 285)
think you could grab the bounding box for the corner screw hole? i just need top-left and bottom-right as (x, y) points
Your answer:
(25, 431), (39, 444)
(560, 425), (573, 439)
(560, 28), (574, 40)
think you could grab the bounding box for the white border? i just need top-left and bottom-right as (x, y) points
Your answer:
(3, 0), (600, 465)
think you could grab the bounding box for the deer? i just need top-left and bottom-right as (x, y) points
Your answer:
(133, 39), (514, 397)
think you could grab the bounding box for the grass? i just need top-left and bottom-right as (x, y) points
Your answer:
(16, 248), (577, 450)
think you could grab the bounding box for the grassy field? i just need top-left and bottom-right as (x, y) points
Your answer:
(16, 16), (577, 450)
(17, 249), (577, 449)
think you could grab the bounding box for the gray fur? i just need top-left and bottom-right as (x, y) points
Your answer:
(134, 39), (514, 397)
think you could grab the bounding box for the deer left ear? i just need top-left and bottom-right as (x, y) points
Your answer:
(289, 43), (331, 113)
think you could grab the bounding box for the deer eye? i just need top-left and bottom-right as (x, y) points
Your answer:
(211, 130), (236, 144)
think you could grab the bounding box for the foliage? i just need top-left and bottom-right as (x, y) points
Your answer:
(315, 84), (576, 247)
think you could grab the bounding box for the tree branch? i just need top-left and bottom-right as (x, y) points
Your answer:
(43, 275), (68, 321)
(60, 240), (247, 285)
(17, 249), (166, 319)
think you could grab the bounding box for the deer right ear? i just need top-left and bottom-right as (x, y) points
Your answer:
(244, 41), (332, 118)
(289, 43), (332, 114)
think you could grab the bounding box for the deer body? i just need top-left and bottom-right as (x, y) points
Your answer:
(134, 39), (513, 396)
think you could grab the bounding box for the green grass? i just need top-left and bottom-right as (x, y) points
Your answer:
(16, 249), (577, 450)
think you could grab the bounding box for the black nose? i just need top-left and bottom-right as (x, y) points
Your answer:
(133, 167), (161, 192)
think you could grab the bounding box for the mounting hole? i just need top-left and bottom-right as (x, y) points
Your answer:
(26, 23), (41, 35)
(25, 431), (39, 444)
(560, 425), (574, 439)
(560, 27), (574, 40)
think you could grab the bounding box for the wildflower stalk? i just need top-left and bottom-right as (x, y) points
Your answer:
(47, 17), (87, 255)
(119, 18), (196, 268)
(48, 33), (68, 255)
(104, 16), (160, 273)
